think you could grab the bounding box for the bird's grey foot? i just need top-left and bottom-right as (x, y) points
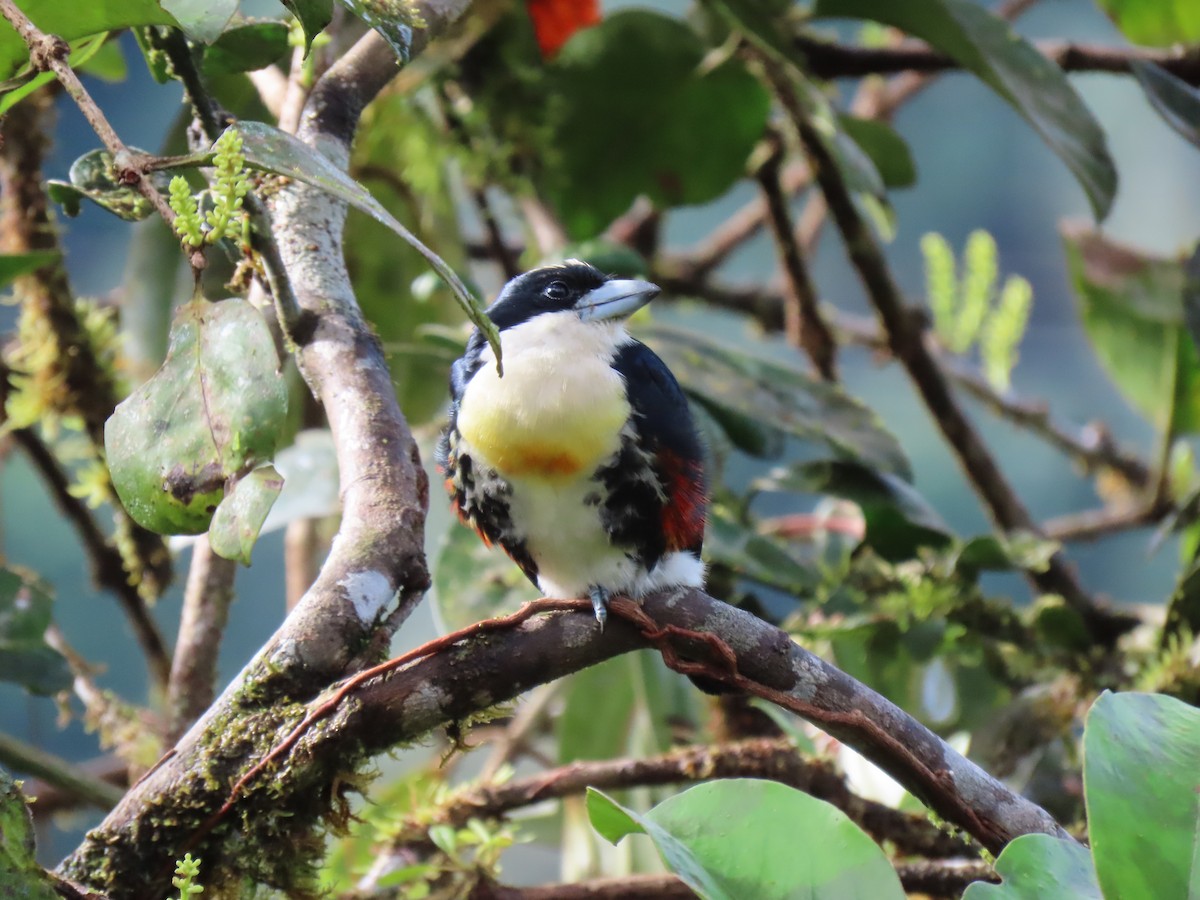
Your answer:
(588, 585), (610, 630)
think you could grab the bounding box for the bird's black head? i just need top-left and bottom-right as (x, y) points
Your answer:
(485, 261), (660, 332)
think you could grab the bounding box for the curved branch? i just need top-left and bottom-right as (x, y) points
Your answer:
(344, 591), (1067, 854)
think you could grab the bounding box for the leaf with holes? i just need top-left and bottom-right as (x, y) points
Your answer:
(47, 148), (172, 221)
(106, 297), (289, 536)
(814, 0), (1117, 220)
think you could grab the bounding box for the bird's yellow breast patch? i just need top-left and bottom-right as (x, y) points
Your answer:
(456, 316), (630, 480)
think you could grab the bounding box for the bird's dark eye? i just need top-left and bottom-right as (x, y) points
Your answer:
(543, 280), (569, 302)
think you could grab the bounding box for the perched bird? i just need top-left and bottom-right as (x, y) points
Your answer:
(437, 261), (707, 627)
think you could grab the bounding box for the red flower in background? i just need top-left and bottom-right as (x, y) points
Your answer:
(526, 0), (602, 59)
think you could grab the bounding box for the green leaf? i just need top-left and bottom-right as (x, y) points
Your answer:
(644, 324), (910, 478)
(0, 252), (57, 288)
(0, 772), (58, 900)
(756, 459), (950, 559)
(705, 506), (819, 594)
(547, 10), (770, 239)
(813, 0), (1117, 220)
(47, 148), (173, 222)
(1084, 691), (1200, 900)
(227, 121), (500, 365)
(0, 32), (116, 115)
(558, 658), (637, 764)
(1062, 223), (1200, 433)
(203, 21), (291, 76)
(1131, 61), (1200, 151)
(160, 0), (238, 44)
(282, 0), (333, 54)
(588, 780), (905, 900)
(208, 465), (285, 564)
(963, 834), (1099, 899)
(0, 567), (71, 696)
(431, 519), (537, 633)
(838, 116), (917, 189)
(337, 0), (423, 62)
(1095, 0), (1200, 46)
(952, 532), (1059, 579)
(0, 0), (177, 81)
(106, 297), (289, 536)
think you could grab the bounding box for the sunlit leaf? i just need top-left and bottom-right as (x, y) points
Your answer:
(1063, 223), (1200, 433)
(160, 0), (237, 44)
(209, 465), (285, 564)
(814, 0), (1117, 220)
(547, 10), (770, 238)
(106, 297), (289, 535)
(588, 780), (905, 899)
(0, 773), (57, 900)
(643, 325), (910, 478)
(0, 567), (70, 696)
(1084, 692), (1200, 899)
(1096, 0), (1200, 46)
(963, 834), (1099, 899)
(0, 0), (176, 81)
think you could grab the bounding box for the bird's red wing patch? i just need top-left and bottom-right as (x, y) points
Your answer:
(657, 449), (707, 553)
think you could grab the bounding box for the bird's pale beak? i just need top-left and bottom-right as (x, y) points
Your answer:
(575, 279), (660, 322)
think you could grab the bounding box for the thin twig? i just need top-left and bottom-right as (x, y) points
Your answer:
(0, 0), (176, 225)
(781, 76), (1127, 643)
(755, 134), (837, 379)
(794, 34), (1200, 85)
(0, 733), (125, 810)
(166, 536), (237, 743)
(1043, 503), (1167, 543)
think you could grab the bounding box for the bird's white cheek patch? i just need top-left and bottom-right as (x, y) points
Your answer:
(339, 570), (396, 623)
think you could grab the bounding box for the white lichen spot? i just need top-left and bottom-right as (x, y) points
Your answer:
(339, 569), (396, 623)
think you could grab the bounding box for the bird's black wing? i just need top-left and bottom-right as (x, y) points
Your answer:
(596, 340), (707, 570)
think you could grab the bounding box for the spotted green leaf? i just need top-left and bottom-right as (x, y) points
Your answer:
(0, 772), (57, 900)
(106, 297), (289, 535)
